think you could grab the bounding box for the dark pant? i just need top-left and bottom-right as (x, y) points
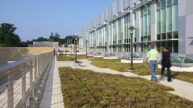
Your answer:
(161, 66), (172, 81)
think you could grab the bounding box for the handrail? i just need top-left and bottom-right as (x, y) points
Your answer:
(0, 57), (34, 87)
(0, 51), (54, 108)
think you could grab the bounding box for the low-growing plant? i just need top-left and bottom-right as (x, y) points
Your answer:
(59, 67), (193, 108)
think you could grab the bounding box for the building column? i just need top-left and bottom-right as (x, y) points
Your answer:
(122, 17), (125, 52)
(150, 0), (157, 42)
(116, 20), (119, 52)
(111, 23), (113, 53)
(107, 24), (109, 53)
(135, 9), (141, 53)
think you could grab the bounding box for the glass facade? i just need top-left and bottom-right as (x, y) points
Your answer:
(88, 0), (179, 54)
(156, 0), (178, 53)
(123, 14), (130, 52)
(113, 21), (117, 45)
(118, 18), (123, 44)
(124, 14), (130, 44)
(141, 3), (151, 52)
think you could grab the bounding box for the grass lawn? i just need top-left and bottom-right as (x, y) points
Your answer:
(57, 54), (92, 61)
(59, 67), (193, 108)
(90, 58), (193, 84)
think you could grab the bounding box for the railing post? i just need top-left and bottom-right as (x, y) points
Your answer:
(37, 56), (40, 79)
(7, 69), (14, 108)
(30, 60), (33, 90)
(21, 62), (27, 108)
(29, 59), (35, 108)
(34, 56), (38, 92)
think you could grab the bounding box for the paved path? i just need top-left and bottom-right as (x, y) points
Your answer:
(40, 57), (64, 108)
(58, 59), (193, 102)
(141, 75), (193, 101)
(58, 60), (138, 77)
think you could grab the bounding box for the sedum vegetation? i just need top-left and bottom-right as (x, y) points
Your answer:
(90, 58), (193, 84)
(59, 67), (193, 108)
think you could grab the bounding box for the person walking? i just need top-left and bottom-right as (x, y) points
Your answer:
(160, 47), (172, 82)
(146, 44), (159, 82)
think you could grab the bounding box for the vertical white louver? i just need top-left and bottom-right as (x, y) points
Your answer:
(112, 1), (117, 16)
(123, 0), (130, 10)
(105, 9), (109, 21)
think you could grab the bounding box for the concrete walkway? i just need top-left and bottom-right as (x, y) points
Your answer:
(40, 57), (64, 108)
(59, 59), (193, 102)
(141, 75), (193, 101)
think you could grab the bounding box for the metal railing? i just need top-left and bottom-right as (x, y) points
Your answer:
(0, 51), (54, 108)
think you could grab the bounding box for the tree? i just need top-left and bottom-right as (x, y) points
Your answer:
(0, 23), (21, 47)
(33, 37), (49, 42)
(49, 32), (60, 42)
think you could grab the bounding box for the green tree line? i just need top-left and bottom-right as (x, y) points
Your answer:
(27, 34), (79, 46)
(0, 23), (21, 47)
(0, 23), (79, 47)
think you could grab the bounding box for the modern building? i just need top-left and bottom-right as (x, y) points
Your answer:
(79, 0), (193, 57)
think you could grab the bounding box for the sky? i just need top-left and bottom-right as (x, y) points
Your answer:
(0, 0), (113, 41)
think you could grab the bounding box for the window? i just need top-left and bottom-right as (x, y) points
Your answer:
(124, 15), (130, 40)
(148, 36), (151, 41)
(141, 37), (144, 41)
(157, 10), (161, 34)
(162, 33), (166, 39)
(118, 19), (122, 42)
(157, 0), (178, 40)
(167, 32), (172, 39)
(166, 0), (172, 32)
(118, 40), (122, 44)
(125, 39), (129, 43)
(172, 1), (178, 32)
(173, 41), (178, 53)
(173, 32), (178, 39)
(167, 41), (172, 52)
(156, 42), (161, 52)
(113, 21), (117, 43)
(157, 34), (161, 40)
(141, 4), (151, 42)
(118, 47), (122, 52)
(141, 43), (144, 52)
(124, 45), (129, 52)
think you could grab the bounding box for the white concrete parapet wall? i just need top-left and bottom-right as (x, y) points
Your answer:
(121, 59), (143, 63)
(158, 64), (193, 72)
(103, 56), (118, 60)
